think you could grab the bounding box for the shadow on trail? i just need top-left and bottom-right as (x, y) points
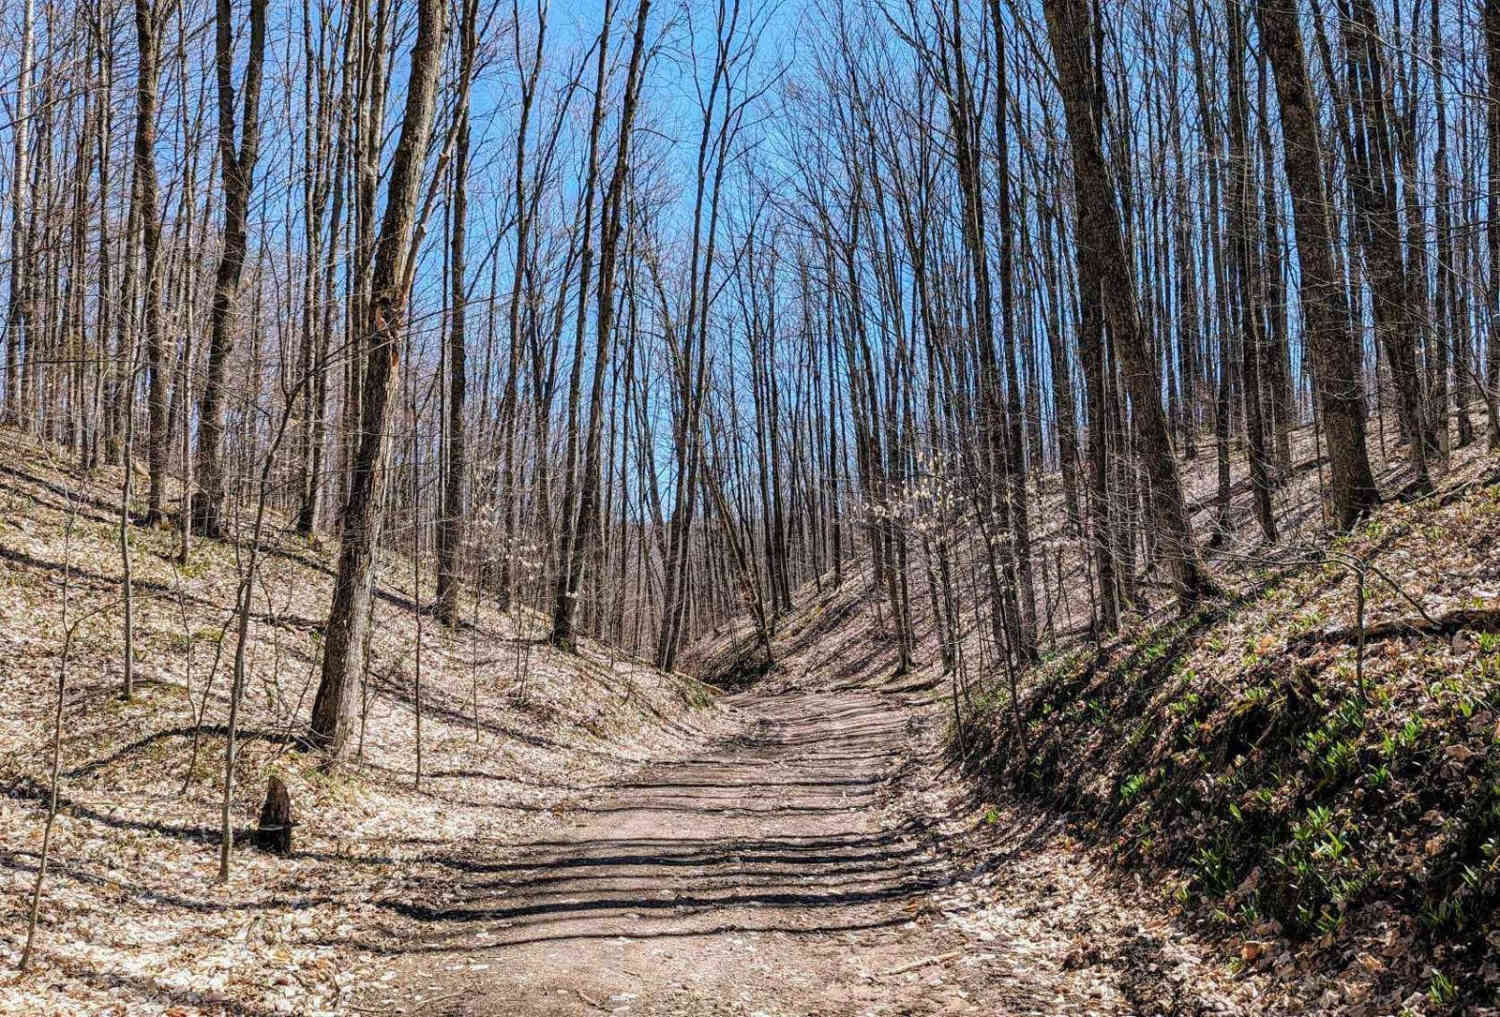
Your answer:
(336, 691), (960, 962)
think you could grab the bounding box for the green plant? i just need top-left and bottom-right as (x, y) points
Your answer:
(1193, 841), (1235, 896)
(1240, 685), (1271, 707)
(1293, 805), (1334, 842)
(1334, 698), (1365, 731)
(1169, 692), (1201, 718)
(1322, 739), (1356, 778)
(1428, 970), (1458, 1006)
(1398, 716), (1423, 749)
(1086, 697), (1109, 723)
(175, 555), (213, 580)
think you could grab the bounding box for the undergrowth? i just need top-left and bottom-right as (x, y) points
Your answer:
(960, 476), (1500, 1008)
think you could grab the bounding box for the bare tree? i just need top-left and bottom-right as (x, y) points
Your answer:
(436, 0), (481, 625)
(551, 0), (652, 652)
(131, 0), (172, 524)
(1255, 0), (1379, 529)
(1043, 0), (1211, 613)
(310, 0), (448, 755)
(192, 0), (270, 538)
(3, 0), (35, 423)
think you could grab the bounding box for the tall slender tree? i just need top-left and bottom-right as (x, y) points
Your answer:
(131, 0), (170, 524)
(552, 0), (652, 652)
(3, 0), (35, 422)
(310, 0), (448, 755)
(1255, 0), (1379, 529)
(193, 0), (269, 538)
(1043, 0), (1211, 613)
(436, 0), (480, 625)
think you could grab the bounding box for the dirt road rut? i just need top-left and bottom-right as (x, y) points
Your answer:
(358, 685), (1249, 1016)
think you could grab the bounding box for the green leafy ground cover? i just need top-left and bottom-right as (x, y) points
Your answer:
(964, 469), (1500, 1011)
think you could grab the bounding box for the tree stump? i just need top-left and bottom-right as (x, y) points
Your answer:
(253, 776), (293, 854)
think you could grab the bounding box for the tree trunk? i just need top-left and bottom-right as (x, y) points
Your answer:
(1228, 0), (1276, 542)
(436, 0), (478, 626)
(1487, 0), (1500, 449)
(552, 0), (652, 652)
(310, 0), (447, 756)
(1043, 0), (1211, 613)
(193, 0), (268, 539)
(132, 0), (169, 525)
(1255, 0), (1379, 529)
(1340, 0), (1433, 487)
(4, 0), (35, 422)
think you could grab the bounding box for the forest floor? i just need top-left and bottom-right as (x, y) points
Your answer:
(0, 408), (1275, 1017)
(5, 416), (1495, 1016)
(358, 666), (1270, 1017)
(678, 407), (1500, 1016)
(0, 428), (728, 1016)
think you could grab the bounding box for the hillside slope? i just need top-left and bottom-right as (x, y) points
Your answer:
(966, 461), (1500, 1014)
(0, 428), (723, 1016)
(690, 419), (1500, 1015)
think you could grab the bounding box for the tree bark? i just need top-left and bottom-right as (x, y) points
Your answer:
(1228, 0), (1276, 542)
(1255, 0), (1379, 529)
(1043, 0), (1211, 613)
(1340, 0), (1433, 487)
(310, 0), (447, 755)
(436, 0), (478, 626)
(1486, 0), (1500, 449)
(131, 0), (169, 525)
(4, 0), (35, 422)
(552, 0), (652, 652)
(193, 0), (268, 538)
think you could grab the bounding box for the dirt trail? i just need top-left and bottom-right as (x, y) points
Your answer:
(358, 684), (1251, 1017)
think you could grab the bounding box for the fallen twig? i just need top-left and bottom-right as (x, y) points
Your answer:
(878, 950), (963, 977)
(1289, 607), (1500, 651)
(345, 989), (468, 1014)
